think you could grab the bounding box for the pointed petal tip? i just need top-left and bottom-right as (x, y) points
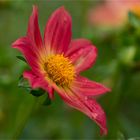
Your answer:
(11, 37), (27, 49)
(32, 5), (38, 10)
(100, 127), (108, 136)
(59, 6), (65, 10)
(27, 4), (43, 48)
(100, 86), (111, 96)
(102, 85), (111, 94)
(57, 6), (67, 12)
(103, 85), (111, 93)
(32, 5), (38, 16)
(11, 41), (16, 48)
(11, 38), (23, 49)
(107, 87), (111, 92)
(94, 45), (98, 52)
(55, 6), (71, 20)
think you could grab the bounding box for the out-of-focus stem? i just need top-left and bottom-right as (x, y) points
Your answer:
(12, 97), (37, 139)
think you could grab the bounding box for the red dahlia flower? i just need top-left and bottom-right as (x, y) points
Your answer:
(12, 6), (110, 135)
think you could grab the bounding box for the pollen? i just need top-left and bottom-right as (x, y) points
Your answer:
(44, 54), (75, 87)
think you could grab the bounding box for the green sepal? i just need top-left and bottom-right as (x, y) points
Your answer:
(18, 75), (31, 90)
(42, 94), (51, 106)
(30, 89), (45, 97)
(18, 74), (51, 106)
(16, 55), (27, 63)
(18, 75), (46, 97)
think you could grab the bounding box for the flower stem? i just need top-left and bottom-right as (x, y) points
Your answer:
(12, 97), (37, 139)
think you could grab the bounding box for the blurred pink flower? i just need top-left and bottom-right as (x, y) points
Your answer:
(12, 6), (110, 135)
(88, 0), (140, 27)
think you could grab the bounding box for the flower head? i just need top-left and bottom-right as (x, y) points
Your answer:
(12, 6), (110, 135)
(88, 0), (140, 27)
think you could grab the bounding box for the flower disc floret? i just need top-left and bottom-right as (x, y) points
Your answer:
(44, 54), (75, 87)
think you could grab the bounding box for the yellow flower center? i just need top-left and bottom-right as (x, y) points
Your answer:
(44, 54), (75, 87)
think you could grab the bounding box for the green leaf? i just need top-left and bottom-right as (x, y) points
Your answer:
(30, 89), (45, 97)
(118, 46), (136, 66)
(117, 131), (125, 140)
(18, 75), (30, 90)
(128, 11), (140, 28)
(18, 75), (45, 97)
(128, 138), (140, 140)
(16, 55), (27, 63)
(42, 94), (51, 106)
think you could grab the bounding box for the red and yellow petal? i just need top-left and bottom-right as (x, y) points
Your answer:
(65, 39), (91, 56)
(66, 39), (97, 73)
(23, 70), (54, 99)
(27, 5), (43, 48)
(44, 7), (72, 54)
(73, 76), (111, 97)
(12, 37), (40, 73)
(50, 81), (108, 135)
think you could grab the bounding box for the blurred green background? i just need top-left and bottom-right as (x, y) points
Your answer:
(0, 0), (140, 139)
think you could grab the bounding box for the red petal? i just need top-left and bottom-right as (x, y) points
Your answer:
(65, 39), (91, 56)
(23, 70), (54, 99)
(51, 83), (107, 135)
(73, 76), (111, 96)
(12, 37), (40, 73)
(66, 39), (97, 73)
(44, 6), (72, 54)
(27, 5), (43, 48)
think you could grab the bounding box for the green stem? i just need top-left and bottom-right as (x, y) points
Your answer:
(12, 97), (37, 139)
